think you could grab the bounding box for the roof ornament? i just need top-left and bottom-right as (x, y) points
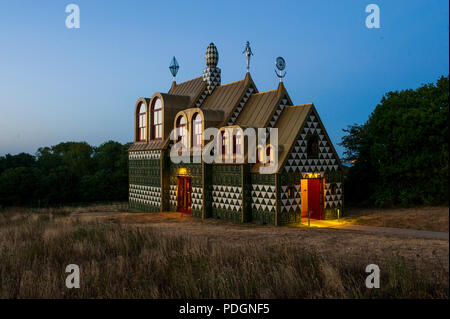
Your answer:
(242, 41), (253, 73)
(169, 56), (179, 80)
(203, 43), (221, 95)
(274, 56), (286, 82)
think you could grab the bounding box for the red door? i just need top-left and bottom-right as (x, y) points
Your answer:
(177, 177), (192, 214)
(307, 179), (324, 219)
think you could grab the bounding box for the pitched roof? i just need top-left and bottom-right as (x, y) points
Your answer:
(275, 104), (313, 171)
(201, 78), (248, 119)
(128, 139), (169, 152)
(168, 76), (206, 106)
(249, 103), (312, 173)
(234, 82), (293, 128)
(234, 90), (278, 127)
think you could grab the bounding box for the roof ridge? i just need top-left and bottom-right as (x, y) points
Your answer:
(290, 103), (314, 108)
(251, 89), (277, 95)
(172, 76), (203, 87)
(216, 78), (246, 87)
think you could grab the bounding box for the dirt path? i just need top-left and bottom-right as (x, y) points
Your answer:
(331, 224), (449, 239)
(301, 220), (449, 239)
(343, 206), (449, 232)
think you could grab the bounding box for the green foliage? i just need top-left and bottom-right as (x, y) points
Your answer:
(0, 140), (130, 207)
(0, 167), (41, 205)
(341, 75), (449, 206)
(0, 153), (36, 175)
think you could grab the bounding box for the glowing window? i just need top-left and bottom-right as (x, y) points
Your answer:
(176, 116), (187, 149)
(221, 130), (228, 156)
(266, 146), (274, 164)
(192, 113), (202, 148)
(232, 129), (242, 155)
(256, 145), (265, 164)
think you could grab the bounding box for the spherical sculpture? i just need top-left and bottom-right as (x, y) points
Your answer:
(205, 43), (219, 67)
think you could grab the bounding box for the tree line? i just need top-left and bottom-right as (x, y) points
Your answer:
(0, 141), (130, 207)
(340, 75), (449, 207)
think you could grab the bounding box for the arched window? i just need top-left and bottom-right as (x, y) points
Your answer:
(152, 98), (162, 140)
(137, 102), (146, 141)
(266, 145), (274, 164)
(232, 129), (242, 156)
(256, 145), (265, 164)
(176, 116), (187, 149)
(220, 130), (228, 156)
(307, 135), (318, 158)
(192, 113), (202, 148)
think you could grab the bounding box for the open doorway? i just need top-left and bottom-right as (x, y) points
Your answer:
(300, 177), (324, 220)
(177, 176), (192, 214)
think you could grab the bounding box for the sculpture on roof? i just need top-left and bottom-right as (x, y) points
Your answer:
(169, 56), (179, 80)
(242, 41), (253, 72)
(275, 56), (286, 82)
(203, 43), (221, 95)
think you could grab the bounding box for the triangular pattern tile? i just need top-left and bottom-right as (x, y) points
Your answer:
(284, 114), (339, 173)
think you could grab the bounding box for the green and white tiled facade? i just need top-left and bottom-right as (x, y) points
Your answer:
(127, 43), (344, 225)
(284, 113), (339, 174)
(128, 123), (343, 225)
(128, 150), (161, 212)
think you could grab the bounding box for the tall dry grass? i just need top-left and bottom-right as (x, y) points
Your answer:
(0, 210), (448, 298)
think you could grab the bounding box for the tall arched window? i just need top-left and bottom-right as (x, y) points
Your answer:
(192, 113), (202, 148)
(220, 130), (228, 156)
(266, 145), (274, 164)
(176, 116), (187, 149)
(256, 145), (265, 164)
(232, 129), (242, 156)
(137, 102), (146, 141)
(152, 98), (162, 140)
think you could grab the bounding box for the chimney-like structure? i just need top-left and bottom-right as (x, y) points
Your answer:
(202, 43), (221, 95)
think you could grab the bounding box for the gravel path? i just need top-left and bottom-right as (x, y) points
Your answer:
(326, 224), (449, 240)
(301, 219), (449, 239)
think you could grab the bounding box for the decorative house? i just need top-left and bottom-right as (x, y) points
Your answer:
(128, 42), (343, 225)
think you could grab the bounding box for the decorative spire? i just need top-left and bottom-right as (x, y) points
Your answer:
(205, 42), (219, 67)
(242, 41), (253, 73)
(274, 56), (286, 83)
(202, 43), (221, 95)
(169, 56), (179, 80)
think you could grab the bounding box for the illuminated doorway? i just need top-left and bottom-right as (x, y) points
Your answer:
(300, 176), (324, 220)
(177, 176), (192, 214)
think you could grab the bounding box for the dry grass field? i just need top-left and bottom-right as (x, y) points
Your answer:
(0, 204), (448, 298)
(342, 206), (449, 232)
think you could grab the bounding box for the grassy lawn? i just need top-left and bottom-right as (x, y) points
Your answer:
(0, 205), (448, 298)
(342, 207), (449, 232)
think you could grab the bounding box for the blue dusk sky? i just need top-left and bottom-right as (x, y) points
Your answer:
(0, 0), (448, 156)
